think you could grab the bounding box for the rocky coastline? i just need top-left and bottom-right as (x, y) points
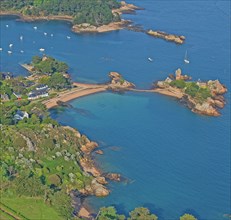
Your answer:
(153, 68), (227, 116)
(63, 126), (122, 219)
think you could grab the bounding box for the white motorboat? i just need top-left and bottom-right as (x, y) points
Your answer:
(148, 57), (153, 62)
(39, 48), (45, 52)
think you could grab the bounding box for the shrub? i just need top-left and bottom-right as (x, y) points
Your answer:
(170, 80), (186, 89)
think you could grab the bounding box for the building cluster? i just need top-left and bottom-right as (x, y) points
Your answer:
(28, 84), (49, 100)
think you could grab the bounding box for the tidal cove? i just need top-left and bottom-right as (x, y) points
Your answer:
(0, 0), (230, 219)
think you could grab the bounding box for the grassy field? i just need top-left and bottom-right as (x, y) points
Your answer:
(0, 209), (16, 220)
(1, 197), (63, 220)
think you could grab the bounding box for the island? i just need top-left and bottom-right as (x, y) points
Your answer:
(153, 68), (227, 116)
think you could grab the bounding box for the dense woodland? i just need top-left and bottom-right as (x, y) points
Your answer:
(0, 0), (121, 26)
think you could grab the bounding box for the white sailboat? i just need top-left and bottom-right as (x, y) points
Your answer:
(9, 44), (13, 48)
(33, 26), (37, 30)
(0, 48), (2, 51)
(184, 50), (190, 64)
(67, 36), (71, 39)
(8, 51), (12, 54)
(20, 35), (23, 40)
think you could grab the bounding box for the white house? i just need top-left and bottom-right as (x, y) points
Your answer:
(14, 110), (29, 121)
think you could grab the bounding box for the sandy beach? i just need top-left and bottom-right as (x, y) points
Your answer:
(43, 85), (107, 109)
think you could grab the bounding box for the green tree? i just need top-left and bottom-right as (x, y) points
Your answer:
(51, 190), (73, 219)
(56, 62), (68, 73)
(180, 213), (197, 220)
(170, 80), (186, 89)
(15, 172), (45, 197)
(128, 207), (158, 220)
(98, 206), (125, 220)
(29, 114), (40, 125)
(48, 72), (70, 90)
(32, 55), (42, 65)
(185, 82), (199, 97)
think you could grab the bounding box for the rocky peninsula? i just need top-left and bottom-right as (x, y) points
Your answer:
(153, 68), (227, 116)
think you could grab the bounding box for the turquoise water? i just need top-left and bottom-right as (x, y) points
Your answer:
(0, 1), (230, 219)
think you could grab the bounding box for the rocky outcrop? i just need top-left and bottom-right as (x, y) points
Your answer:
(79, 179), (110, 197)
(175, 68), (191, 81)
(96, 176), (108, 185)
(147, 30), (185, 44)
(207, 79), (227, 95)
(81, 141), (98, 154)
(183, 96), (220, 116)
(104, 173), (121, 182)
(108, 72), (135, 90)
(80, 157), (101, 177)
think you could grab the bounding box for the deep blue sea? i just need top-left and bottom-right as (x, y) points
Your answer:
(0, 1), (230, 219)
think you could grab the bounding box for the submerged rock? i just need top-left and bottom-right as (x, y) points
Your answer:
(95, 150), (104, 155)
